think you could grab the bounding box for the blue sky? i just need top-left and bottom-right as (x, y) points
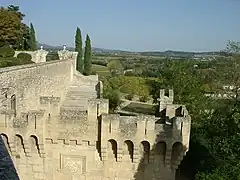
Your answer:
(1, 0), (240, 52)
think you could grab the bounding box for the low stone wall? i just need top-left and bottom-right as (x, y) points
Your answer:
(14, 50), (48, 63)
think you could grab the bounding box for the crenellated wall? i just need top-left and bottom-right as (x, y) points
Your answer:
(0, 51), (191, 180)
(98, 104), (191, 179)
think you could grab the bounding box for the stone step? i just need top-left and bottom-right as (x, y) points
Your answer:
(62, 99), (88, 108)
(66, 93), (97, 99)
(60, 106), (87, 111)
(69, 85), (96, 92)
(68, 89), (96, 94)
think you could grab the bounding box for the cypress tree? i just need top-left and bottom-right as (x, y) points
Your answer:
(84, 34), (92, 76)
(29, 23), (37, 50)
(75, 27), (83, 73)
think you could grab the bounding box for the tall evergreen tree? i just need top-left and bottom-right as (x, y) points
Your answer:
(29, 23), (37, 50)
(75, 27), (83, 73)
(84, 34), (92, 75)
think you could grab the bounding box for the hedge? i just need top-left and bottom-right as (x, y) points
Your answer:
(17, 53), (32, 61)
(0, 46), (15, 58)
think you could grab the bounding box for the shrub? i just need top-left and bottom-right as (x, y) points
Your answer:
(139, 95), (149, 102)
(0, 57), (20, 68)
(124, 71), (136, 76)
(91, 71), (97, 75)
(103, 89), (120, 112)
(0, 46), (15, 58)
(125, 94), (134, 101)
(0, 56), (34, 68)
(92, 60), (108, 66)
(17, 53), (32, 61)
(46, 52), (59, 61)
(18, 57), (34, 65)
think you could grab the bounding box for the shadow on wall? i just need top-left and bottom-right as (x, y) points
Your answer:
(133, 124), (187, 180)
(0, 135), (19, 180)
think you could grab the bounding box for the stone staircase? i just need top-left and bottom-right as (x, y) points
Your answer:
(60, 84), (97, 120)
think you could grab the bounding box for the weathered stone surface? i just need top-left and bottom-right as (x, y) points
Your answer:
(119, 117), (137, 138)
(0, 53), (191, 180)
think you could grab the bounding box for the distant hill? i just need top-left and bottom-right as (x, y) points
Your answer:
(37, 43), (130, 53)
(37, 43), (221, 57)
(37, 43), (74, 51)
(139, 50), (221, 57)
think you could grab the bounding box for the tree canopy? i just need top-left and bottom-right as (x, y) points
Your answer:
(0, 5), (32, 49)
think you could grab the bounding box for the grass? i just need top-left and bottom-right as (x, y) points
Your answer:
(122, 102), (156, 115)
(92, 64), (111, 77)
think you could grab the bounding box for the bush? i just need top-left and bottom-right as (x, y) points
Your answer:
(108, 90), (121, 111)
(92, 60), (108, 66)
(124, 71), (136, 76)
(17, 53), (32, 61)
(125, 94), (134, 101)
(0, 56), (34, 68)
(139, 95), (149, 102)
(91, 71), (97, 75)
(0, 57), (20, 67)
(46, 52), (59, 61)
(0, 46), (15, 58)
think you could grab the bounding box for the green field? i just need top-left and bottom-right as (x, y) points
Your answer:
(92, 64), (111, 77)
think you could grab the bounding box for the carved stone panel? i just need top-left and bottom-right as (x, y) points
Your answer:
(60, 154), (86, 175)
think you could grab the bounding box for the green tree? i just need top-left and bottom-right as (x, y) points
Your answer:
(102, 78), (121, 111)
(193, 100), (240, 180)
(150, 59), (209, 120)
(107, 59), (124, 76)
(75, 27), (83, 72)
(84, 34), (92, 75)
(182, 42), (240, 180)
(0, 6), (22, 47)
(0, 5), (31, 49)
(29, 23), (37, 50)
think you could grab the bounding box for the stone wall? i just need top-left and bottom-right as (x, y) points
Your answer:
(0, 59), (74, 113)
(14, 50), (48, 63)
(0, 53), (191, 180)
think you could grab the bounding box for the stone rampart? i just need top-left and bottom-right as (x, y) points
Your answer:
(0, 59), (74, 114)
(0, 49), (191, 180)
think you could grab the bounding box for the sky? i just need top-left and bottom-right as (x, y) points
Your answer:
(1, 0), (240, 52)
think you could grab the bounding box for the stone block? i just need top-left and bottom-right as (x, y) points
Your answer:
(32, 165), (44, 172)
(34, 172), (45, 179)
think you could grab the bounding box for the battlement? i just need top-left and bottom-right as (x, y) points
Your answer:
(101, 108), (190, 142)
(159, 89), (174, 104)
(0, 109), (46, 130)
(88, 98), (109, 115)
(0, 49), (192, 179)
(158, 89), (174, 112)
